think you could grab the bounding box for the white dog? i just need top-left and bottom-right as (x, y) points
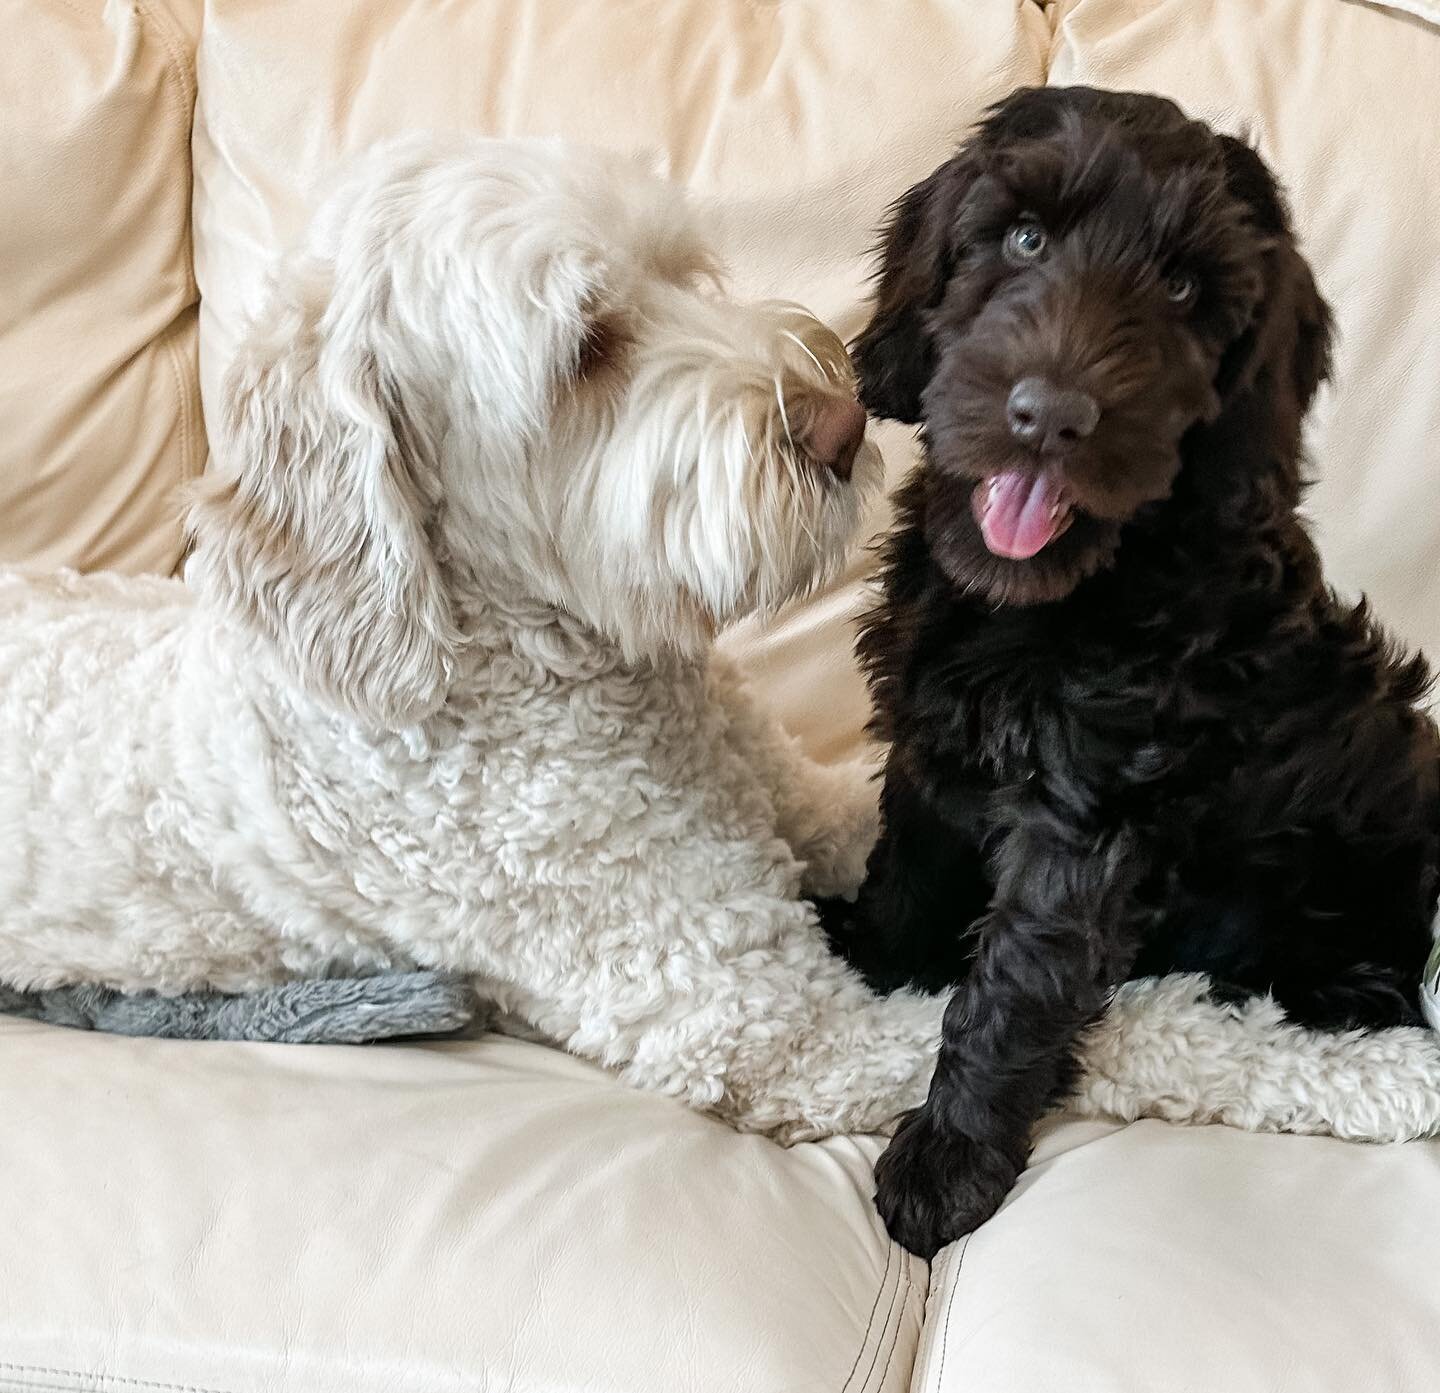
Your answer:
(0, 136), (945, 1141)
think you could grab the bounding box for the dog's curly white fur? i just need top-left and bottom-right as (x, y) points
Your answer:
(0, 136), (941, 1142)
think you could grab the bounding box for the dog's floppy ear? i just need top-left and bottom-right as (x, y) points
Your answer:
(852, 156), (976, 424)
(1216, 136), (1334, 416)
(187, 268), (457, 728)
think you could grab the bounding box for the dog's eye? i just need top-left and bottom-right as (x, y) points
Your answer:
(576, 315), (625, 377)
(1164, 271), (1200, 307)
(1003, 220), (1048, 265)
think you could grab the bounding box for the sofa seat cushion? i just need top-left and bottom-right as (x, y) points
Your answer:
(191, 0), (1050, 763)
(0, 1016), (924, 1393)
(913, 1116), (1440, 1393)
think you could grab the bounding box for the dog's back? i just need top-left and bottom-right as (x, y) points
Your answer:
(0, 570), (196, 756)
(0, 570), (302, 991)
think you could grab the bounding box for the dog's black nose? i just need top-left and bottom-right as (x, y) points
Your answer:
(1006, 377), (1100, 452)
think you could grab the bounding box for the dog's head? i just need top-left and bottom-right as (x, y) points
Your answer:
(187, 135), (879, 725)
(854, 86), (1333, 605)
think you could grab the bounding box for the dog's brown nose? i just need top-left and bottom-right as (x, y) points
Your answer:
(1007, 377), (1100, 453)
(800, 395), (868, 481)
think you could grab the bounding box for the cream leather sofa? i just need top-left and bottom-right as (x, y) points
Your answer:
(3, 2), (1439, 1389)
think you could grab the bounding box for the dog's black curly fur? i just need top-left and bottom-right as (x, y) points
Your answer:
(824, 87), (1440, 1259)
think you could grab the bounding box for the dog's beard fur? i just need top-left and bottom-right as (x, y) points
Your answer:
(917, 270), (1223, 605)
(186, 135), (879, 725)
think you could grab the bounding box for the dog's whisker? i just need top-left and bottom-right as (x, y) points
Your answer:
(779, 329), (827, 379)
(773, 378), (795, 448)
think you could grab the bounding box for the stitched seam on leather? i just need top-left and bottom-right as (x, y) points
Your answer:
(0, 1363), (228, 1393)
(43, 0), (199, 130)
(855, 1244), (906, 1393)
(903, 1242), (964, 1393)
(903, 1246), (943, 1393)
(865, 1248), (922, 1393)
(132, 0), (200, 303)
(160, 309), (203, 484)
(0, 1379), (124, 1393)
(131, 1), (197, 108)
(841, 1241), (894, 1393)
(932, 1236), (971, 1392)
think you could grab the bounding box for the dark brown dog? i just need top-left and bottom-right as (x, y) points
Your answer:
(823, 87), (1440, 1258)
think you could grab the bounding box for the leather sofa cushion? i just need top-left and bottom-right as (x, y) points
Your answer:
(915, 1117), (1440, 1393)
(0, 1017), (925, 1393)
(0, 0), (205, 576)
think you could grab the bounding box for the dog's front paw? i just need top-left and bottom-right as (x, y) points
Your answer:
(873, 1109), (1023, 1259)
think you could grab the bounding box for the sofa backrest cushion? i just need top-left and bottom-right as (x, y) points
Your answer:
(0, 0), (205, 576)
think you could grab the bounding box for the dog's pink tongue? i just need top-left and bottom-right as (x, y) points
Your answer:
(975, 469), (1067, 559)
